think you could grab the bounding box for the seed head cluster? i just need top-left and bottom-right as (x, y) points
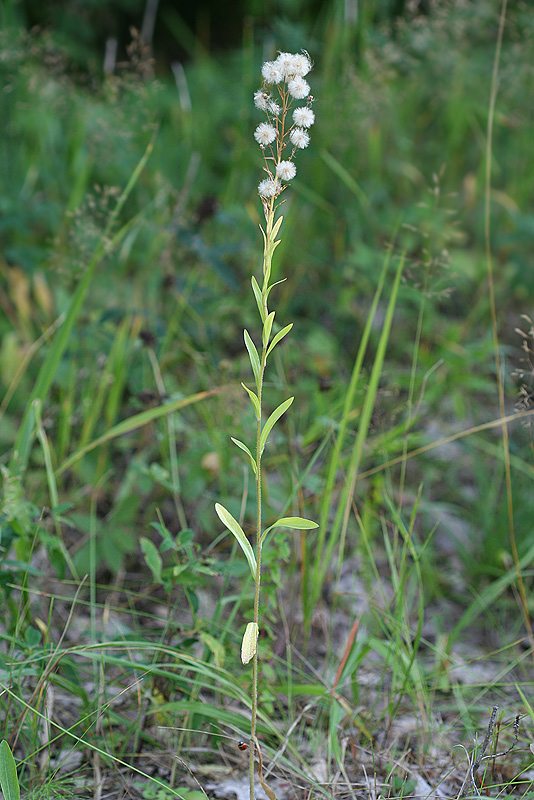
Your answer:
(253, 51), (315, 207)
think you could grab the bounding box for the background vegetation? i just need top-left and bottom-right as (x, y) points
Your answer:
(1, 0), (534, 798)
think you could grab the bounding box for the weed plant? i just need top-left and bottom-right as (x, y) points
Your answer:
(214, 51), (319, 800)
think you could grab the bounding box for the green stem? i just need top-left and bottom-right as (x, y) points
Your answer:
(249, 197), (276, 800)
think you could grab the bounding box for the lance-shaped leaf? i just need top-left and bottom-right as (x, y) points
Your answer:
(231, 437), (258, 476)
(262, 311), (275, 349)
(241, 382), (261, 420)
(266, 323), (293, 357)
(261, 516), (318, 544)
(264, 277), (286, 302)
(215, 503), (256, 578)
(244, 329), (261, 388)
(259, 396), (294, 453)
(251, 276), (265, 323)
(271, 214), (284, 241)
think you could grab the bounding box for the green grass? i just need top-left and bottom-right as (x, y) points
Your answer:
(1, 2), (534, 798)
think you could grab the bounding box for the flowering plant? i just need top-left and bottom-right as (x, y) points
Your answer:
(215, 51), (318, 800)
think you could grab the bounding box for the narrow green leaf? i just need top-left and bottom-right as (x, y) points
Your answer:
(215, 503), (257, 578)
(270, 517), (318, 531)
(0, 740), (20, 800)
(264, 277), (286, 302)
(241, 383), (261, 420)
(251, 276), (265, 323)
(266, 323), (293, 357)
(271, 214), (284, 240)
(140, 537), (162, 584)
(231, 437), (258, 476)
(262, 311), (275, 349)
(261, 516), (318, 543)
(309, 251), (406, 621)
(57, 388), (219, 474)
(244, 329), (261, 388)
(260, 396), (294, 453)
(268, 238), (281, 258)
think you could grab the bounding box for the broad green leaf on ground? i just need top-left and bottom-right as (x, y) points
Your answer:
(140, 537), (163, 584)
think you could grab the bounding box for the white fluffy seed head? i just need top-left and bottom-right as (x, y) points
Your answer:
(253, 90), (269, 110)
(261, 60), (283, 84)
(254, 122), (277, 146)
(288, 76), (310, 100)
(293, 52), (312, 77)
(290, 127), (310, 149)
(293, 106), (315, 128)
(276, 160), (297, 181)
(274, 52), (298, 78)
(258, 178), (279, 198)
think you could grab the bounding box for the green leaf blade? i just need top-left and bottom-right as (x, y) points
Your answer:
(241, 383), (261, 420)
(251, 276), (265, 323)
(270, 517), (319, 530)
(266, 323), (293, 357)
(260, 397), (294, 453)
(215, 503), (256, 578)
(244, 330), (261, 388)
(261, 516), (318, 543)
(0, 740), (20, 800)
(262, 311), (275, 349)
(231, 437), (258, 476)
(140, 537), (163, 584)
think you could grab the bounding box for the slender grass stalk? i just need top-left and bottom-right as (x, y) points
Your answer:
(483, 0), (534, 652)
(214, 51), (319, 800)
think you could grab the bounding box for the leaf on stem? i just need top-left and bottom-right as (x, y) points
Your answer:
(231, 437), (258, 476)
(261, 516), (318, 543)
(251, 276), (265, 323)
(259, 396), (294, 453)
(266, 323), (293, 357)
(215, 503), (257, 578)
(264, 277), (287, 302)
(262, 311), (275, 349)
(240, 382), (261, 420)
(241, 622), (259, 665)
(271, 214), (284, 241)
(244, 329), (261, 388)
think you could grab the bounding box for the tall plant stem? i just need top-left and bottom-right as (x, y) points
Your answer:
(249, 196), (276, 800)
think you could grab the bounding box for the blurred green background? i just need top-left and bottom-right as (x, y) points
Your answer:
(1, 0), (534, 786)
